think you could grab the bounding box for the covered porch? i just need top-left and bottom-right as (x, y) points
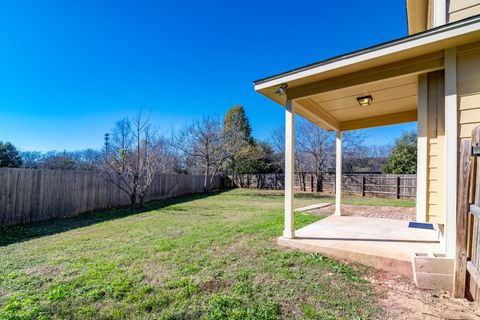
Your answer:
(256, 52), (446, 277)
(262, 62), (446, 278)
(253, 19), (480, 280)
(255, 46), (446, 242)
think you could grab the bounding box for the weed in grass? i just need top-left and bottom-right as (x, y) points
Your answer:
(137, 292), (170, 313)
(232, 281), (254, 296)
(0, 294), (45, 320)
(204, 294), (281, 320)
(155, 240), (176, 252)
(47, 283), (76, 301)
(76, 305), (97, 318)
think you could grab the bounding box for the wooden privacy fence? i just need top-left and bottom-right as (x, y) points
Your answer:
(232, 173), (416, 200)
(455, 126), (480, 300)
(0, 168), (222, 228)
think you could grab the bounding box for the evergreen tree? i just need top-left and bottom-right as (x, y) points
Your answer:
(223, 105), (254, 146)
(248, 141), (279, 174)
(0, 142), (23, 168)
(223, 105), (254, 178)
(382, 131), (417, 174)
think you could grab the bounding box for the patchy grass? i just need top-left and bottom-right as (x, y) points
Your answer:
(0, 189), (402, 319)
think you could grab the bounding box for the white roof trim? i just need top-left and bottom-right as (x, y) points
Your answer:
(254, 16), (480, 91)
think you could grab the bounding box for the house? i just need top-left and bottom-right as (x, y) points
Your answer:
(254, 1), (480, 296)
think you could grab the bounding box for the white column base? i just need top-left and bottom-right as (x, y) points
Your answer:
(283, 229), (295, 239)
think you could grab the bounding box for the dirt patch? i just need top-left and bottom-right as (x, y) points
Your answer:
(141, 261), (171, 287)
(313, 204), (416, 221)
(25, 264), (63, 278)
(200, 278), (231, 292)
(166, 229), (186, 238)
(370, 270), (480, 319)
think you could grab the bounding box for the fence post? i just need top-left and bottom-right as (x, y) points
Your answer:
(333, 175), (336, 194)
(361, 175), (365, 197)
(453, 139), (472, 297)
(396, 176), (401, 199)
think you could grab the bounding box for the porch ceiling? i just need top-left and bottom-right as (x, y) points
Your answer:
(254, 15), (480, 131)
(294, 74), (419, 131)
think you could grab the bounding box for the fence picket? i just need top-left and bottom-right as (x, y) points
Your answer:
(0, 168), (221, 228)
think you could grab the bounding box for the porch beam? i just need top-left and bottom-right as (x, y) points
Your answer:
(294, 99), (340, 131)
(287, 52), (444, 100)
(339, 110), (418, 131)
(335, 131), (343, 216)
(444, 47), (457, 258)
(416, 73), (428, 222)
(284, 99), (295, 238)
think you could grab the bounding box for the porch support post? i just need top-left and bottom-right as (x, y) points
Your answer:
(335, 131), (342, 216)
(416, 74), (428, 222)
(283, 99), (295, 239)
(444, 47), (457, 257)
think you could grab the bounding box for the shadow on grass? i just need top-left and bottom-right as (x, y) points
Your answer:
(0, 190), (227, 247)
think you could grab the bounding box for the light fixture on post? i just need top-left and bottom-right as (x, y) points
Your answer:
(356, 95), (373, 107)
(274, 83), (288, 96)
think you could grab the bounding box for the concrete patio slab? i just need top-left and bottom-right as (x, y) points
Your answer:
(294, 203), (333, 212)
(278, 215), (443, 278)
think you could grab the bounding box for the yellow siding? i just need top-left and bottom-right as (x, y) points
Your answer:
(424, 42), (480, 225)
(448, 0), (480, 23)
(457, 42), (480, 143)
(426, 70), (445, 224)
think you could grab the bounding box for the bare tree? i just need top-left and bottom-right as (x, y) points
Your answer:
(269, 118), (372, 190)
(342, 130), (367, 161)
(103, 111), (163, 209)
(21, 151), (43, 168)
(295, 120), (334, 190)
(21, 149), (103, 170)
(268, 125), (285, 172)
(174, 115), (226, 192)
(77, 149), (103, 169)
(155, 135), (183, 173)
(296, 119), (334, 175)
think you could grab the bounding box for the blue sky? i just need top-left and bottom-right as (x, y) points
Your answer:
(0, 0), (416, 152)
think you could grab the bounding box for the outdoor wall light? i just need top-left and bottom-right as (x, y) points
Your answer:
(357, 95), (373, 107)
(274, 83), (288, 96)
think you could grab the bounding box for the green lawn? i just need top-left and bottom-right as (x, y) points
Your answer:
(0, 189), (412, 319)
